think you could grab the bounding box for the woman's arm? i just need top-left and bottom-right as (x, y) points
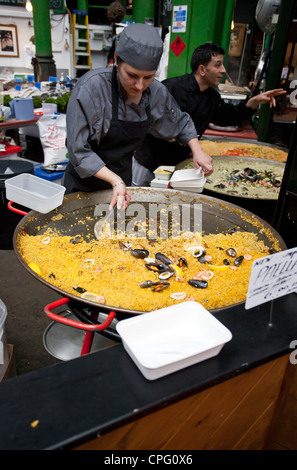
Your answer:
(187, 138), (213, 175)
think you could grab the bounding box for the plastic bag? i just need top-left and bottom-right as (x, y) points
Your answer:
(37, 114), (67, 165)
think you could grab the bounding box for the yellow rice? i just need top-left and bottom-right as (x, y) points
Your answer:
(17, 230), (276, 311)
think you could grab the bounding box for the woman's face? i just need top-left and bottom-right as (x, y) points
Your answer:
(115, 55), (156, 98)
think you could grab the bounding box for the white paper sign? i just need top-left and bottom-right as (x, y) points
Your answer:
(172, 6), (188, 33)
(245, 247), (297, 309)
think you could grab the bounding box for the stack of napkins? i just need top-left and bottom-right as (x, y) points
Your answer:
(169, 168), (206, 193)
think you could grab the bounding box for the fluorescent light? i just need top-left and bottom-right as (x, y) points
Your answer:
(25, 1), (33, 13)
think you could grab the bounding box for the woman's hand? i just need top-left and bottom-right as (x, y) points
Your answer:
(94, 166), (131, 210)
(187, 138), (213, 176)
(109, 181), (131, 210)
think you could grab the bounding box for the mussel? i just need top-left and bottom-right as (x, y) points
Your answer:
(151, 281), (170, 292)
(70, 235), (83, 244)
(188, 279), (208, 289)
(226, 248), (237, 257)
(234, 255), (244, 266)
(155, 252), (173, 265)
(118, 241), (132, 251)
(130, 248), (149, 259)
(177, 257), (188, 267)
(139, 280), (154, 288)
(145, 262), (173, 273)
(73, 286), (87, 293)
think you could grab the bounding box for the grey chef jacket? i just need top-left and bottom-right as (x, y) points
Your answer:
(66, 67), (198, 181)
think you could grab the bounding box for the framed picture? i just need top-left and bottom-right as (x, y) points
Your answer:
(228, 23), (246, 57)
(0, 24), (19, 57)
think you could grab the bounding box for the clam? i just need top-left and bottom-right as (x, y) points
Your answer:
(188, 279), (208, 289)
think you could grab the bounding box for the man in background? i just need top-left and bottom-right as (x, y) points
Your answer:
(133, 42), (286, 186)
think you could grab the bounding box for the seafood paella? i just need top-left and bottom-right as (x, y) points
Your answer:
(176, 156), (285, 200)
(17, 227), (280, 312)
(200, 140), (288, 162)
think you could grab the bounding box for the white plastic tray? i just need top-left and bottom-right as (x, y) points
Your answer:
(116, 302), (232, 380)
(150, 177), (169, 188)
(170, 168), (206, 192)
(154, 166), (175, 180)
(5, 173), (66, 213)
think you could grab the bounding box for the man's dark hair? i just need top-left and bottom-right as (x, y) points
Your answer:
(190, 43), (225, 72)
(107, 1), (125, 24)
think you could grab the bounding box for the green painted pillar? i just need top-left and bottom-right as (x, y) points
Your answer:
(220, 0), (235, 63)
(77, 0), (88, 15)
(132, 0), (155, 24)
(31, 0), (56, 80)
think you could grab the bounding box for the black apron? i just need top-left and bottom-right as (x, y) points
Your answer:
(64, 67), (151, 193)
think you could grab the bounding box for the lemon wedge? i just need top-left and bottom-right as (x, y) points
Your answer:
(169, 263), (184, 277)
(28, 262), (42, 275)
(208, 264), (229, 272)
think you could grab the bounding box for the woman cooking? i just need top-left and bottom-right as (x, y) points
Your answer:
(64, 23), (213, 209)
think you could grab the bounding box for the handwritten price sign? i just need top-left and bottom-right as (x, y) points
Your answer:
(245, 247), (297, 309)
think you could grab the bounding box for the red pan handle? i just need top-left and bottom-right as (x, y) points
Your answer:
(44, 297), (117, 331)
(7, 201), (28, 216)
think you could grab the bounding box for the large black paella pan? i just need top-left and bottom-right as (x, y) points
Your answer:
(13, 187), (286, 317)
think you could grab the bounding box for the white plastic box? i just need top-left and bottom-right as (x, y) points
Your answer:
(150, 177), (169, 189)
(5, 173), (66, 213)
(42, 103), (57, 115)
(116, 302), (232, 380)
(170, 168), (206, 193)
(153, 166), (175, 180)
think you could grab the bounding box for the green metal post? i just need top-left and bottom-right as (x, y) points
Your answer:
(77, 0), (88, 13)
(188, 0), (220, 59)
(256, 0), (295, 142)
(132, 0), (155, 23)
(220, 0), (235, 63)
(31, 0), (56, 80)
